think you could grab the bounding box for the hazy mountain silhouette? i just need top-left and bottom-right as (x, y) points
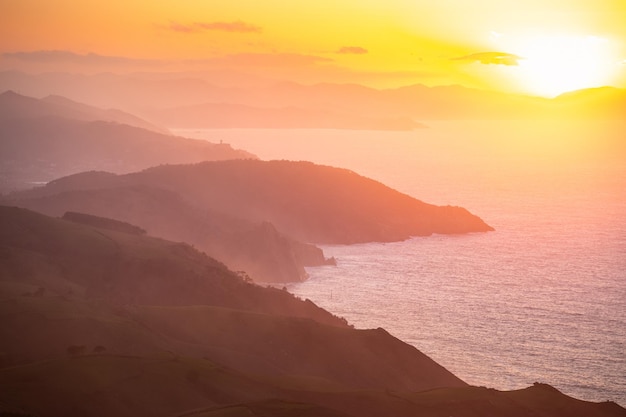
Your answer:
(268, 82), (623, 120)
(0, 91), (256, 192)
(1, 206), (624, 417)
(3, 157), (491, 281)
(0, 70), (239, 110)
(9, 160), (494, 244)
(0, 89), (168, 133)
(2, 71), (623, 129)
(7, 184), (333, 283)
(551, 86), (626, 119)
(235, 81), (537, 120)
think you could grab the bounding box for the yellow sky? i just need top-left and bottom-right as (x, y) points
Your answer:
(1, 0), (625, 95)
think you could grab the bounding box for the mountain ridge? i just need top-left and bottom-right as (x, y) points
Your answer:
(4, 184), (332, 283)
(2, 71), (623, 127)
(0, 89), (168, 134)
(7, 159), (494, 245)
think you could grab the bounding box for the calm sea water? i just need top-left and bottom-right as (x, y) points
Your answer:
(177, 121), (626, 406)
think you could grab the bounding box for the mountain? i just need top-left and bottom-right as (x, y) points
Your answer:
(0, 89), (168, 134)
(0, 70), (243, 110)
(7, 185), (333, 283)
(0, 206), (457, 407)
(2, 72), (623, 131)
(0, 91), (256, 192)
(235, 81), (540, 120)
(0, 206), (340, 323)
(9, 159), (494, 244)
(0, 74), (423, 130)
(551, 86), (626, 119)
(2, 157), (491, 281)
(1, 206), (624, 417)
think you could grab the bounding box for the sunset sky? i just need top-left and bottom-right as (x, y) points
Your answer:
(2, 0), (626, 96)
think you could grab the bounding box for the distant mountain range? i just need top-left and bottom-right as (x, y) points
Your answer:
(1, 206), (624, 417)
(1, 71), (624, 130)
(0, 89), (169, 134)
(0, 91), (256, 192)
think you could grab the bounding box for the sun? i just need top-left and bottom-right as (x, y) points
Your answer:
(511, 34), (618, 97)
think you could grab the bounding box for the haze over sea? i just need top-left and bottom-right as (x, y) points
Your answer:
(179, 120), (626, 406)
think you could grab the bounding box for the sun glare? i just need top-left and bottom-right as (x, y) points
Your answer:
(513, 34), (618, 97)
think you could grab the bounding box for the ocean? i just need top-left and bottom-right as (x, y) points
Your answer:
(177, 121), (626, 406)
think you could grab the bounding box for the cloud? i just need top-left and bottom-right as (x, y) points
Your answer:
(3, 50), (164, 66)
(168, 21), (262, 34)
(168, 22), (198, 34)
(337, 46), (368, 55)
(453, 52), (522, 66)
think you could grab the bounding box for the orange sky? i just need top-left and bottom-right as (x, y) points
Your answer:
(1, 0), (626, 96)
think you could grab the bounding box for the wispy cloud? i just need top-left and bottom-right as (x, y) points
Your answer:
(168, 21), (262, 34)
(3, 50), (164, 66)
(453, 52), (522, 66)
(168, 22), (198, 34)
(336, 46), (368, 55)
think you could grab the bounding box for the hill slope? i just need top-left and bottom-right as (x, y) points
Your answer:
(0, 206), (337, 320)
(5, 185), (332, 283)
(0, 206), (623, 417)
(11, 160), (494, 244)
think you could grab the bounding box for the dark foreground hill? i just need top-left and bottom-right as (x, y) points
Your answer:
(12, 159), (494, 244)
(1, 206), (624, 417)
(0, 206), (338, 324)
